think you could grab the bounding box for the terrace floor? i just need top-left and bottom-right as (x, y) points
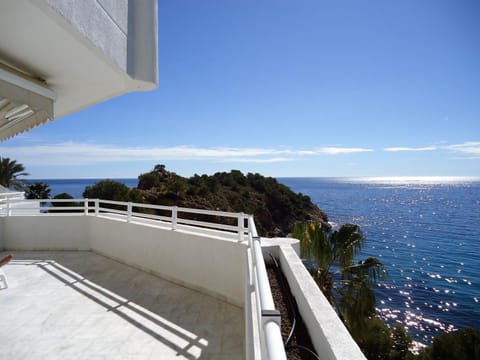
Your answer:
(0, 251), (244, 360)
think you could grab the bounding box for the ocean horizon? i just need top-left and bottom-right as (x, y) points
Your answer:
(26, 175), (480, 346)
(26, 175), (480, 197)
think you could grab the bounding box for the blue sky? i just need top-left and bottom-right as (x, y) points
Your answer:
(2, 0), (479, 179)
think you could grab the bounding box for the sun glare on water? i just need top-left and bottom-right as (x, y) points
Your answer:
(345, 176), (480, 185)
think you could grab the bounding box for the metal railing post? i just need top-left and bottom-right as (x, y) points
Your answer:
(127, 202), (132, 222)
(95, 199), (99, 216)
(238, 212), (245, 242)
(6, 199), (11, 216)
(84, 198), (89, 215)
(172, 206), (178, 230)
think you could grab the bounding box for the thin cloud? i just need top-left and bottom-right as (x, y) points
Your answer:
(445, 142), (480, 156)
(0, 142), (374, 166)
(219, 157), (292, 163)
(314, 147), (373, 155)
(384, 146), (437, 152)
(382, 142), (480, 159)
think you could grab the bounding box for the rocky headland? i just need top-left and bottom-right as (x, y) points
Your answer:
(83, 164), (329, 237)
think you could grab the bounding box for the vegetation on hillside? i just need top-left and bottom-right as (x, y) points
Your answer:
(85, 164), (329, 236)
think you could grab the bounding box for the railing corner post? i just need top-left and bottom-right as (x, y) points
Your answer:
(238, 212), (245, 242)
(95, 199), (99, 216)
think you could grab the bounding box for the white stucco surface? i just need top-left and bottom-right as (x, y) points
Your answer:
(278, 245), (366, 360)
(45, 0), (128, 70)
(98, 0), (128, 34)
(1, 215), (246, 306)
(1, 215), (91, 251)
(91, 216), (246, 306)
(0, 0), (158, 140)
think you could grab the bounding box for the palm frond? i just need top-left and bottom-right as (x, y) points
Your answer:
(344, 257), (388, 282)
(0, 157), (29, 189)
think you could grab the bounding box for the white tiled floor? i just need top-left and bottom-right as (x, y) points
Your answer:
(0, 251), (244, 359)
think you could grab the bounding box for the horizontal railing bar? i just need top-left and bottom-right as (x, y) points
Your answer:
(177, 206), (242, 218)
(0, 205), (95, 210)
(47, 207), (86, 211)
(247, 214), (285, 359)
(98, 207), (127, 215)
(47, 198), (87, 202)
(130, 202), (172, 211)
(2, 199), (89, 205)
(130, 211), (170, 222)
(252, 237), (275, 311)
(0, 195), (25, 200)
(98, 199), (128, 207)
(177, 218), (238, 232)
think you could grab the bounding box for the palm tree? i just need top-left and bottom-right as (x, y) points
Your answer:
(292, 222), (387, 337)
(26, 182), (51, 199)
(0, 157), (29, 190)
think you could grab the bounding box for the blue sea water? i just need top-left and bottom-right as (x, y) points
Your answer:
(279, 177), (480, 346)
(28, 178), (138, 199)
(30, 176), (480, 345)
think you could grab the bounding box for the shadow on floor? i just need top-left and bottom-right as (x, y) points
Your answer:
(1, 251), (244, 359)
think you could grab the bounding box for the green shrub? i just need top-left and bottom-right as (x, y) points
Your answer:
(418, 328), (480, 360)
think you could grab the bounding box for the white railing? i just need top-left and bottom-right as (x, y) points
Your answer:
(0, 191), (25, 202)
(0, 198), (247, 241)
(247, 216), (287, 360)
(1, 197), (286, 359)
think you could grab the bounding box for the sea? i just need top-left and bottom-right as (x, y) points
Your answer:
(30, 176), (480, 346)
(279, 177), (480, 347)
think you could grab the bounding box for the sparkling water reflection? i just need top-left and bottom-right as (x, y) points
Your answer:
(279, 177), (480, 346)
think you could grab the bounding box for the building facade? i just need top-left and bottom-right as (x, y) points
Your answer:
(0, 0), (158, 141)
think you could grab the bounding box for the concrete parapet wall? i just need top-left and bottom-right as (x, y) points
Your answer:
(90, 216), (246, 306)
(278, 244), (366, 360)
(1, 215), (245, 306)
(1, 215), (91, 251)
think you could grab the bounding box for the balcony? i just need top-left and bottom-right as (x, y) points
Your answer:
(1, 250), (242, 359)
(0, 198), (365, 359)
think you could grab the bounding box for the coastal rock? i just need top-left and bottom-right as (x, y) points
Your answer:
(136, 166), (329, 237)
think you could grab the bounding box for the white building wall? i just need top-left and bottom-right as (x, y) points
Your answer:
(1, 216), (91, 251)
(90, 217), (246, 306)
(43, 0), (158, 86)
(98, 0), (128, 33)
(0, 0), (158, 139)
(0, 215), (245, 306)
(45, 0), (128, 71)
